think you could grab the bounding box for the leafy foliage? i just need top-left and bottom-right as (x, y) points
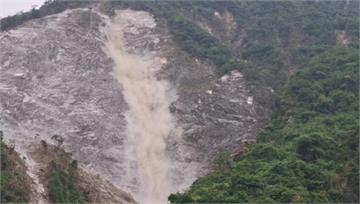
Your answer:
(0, 131), (31, 203)
(0, 0), (90, 31)
(0, 131), (85, 203)
(225, 0), (358, 90)
(47, 160), (85, 203)
(169, 48), (359, 203)
(167, 15), (236, 75)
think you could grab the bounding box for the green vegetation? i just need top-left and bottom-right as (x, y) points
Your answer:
(169, 47), (359, 203)
(37, 140), (87, 203)
(0, 131), (31, 203)
(235, 0), (358, 89)
(182, 0), (359, 89)
(167, 16), (237, 75)
(0, 0), (90, 31)
(0, 130), (86, 203)
(106, 0), (358, 90)
(47, 160), (85, 203)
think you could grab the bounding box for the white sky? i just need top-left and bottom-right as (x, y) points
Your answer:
(0, 0), (47, 18)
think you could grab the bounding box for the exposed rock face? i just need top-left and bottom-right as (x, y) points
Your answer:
(162, 40), (270, 192)
(0, 6), (270, 203)
(336, 30), (351, 46)
(0, 8), (130, 202)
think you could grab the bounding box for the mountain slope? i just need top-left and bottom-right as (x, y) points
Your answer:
(0, 1), (359, 203)
(169, 47), (359, 203)
(0, 5), (268, 203)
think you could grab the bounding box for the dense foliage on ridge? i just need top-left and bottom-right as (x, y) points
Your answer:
(169, 47), (359, 203)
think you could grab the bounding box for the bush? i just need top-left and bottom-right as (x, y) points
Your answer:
(47, 160), (85, 203)
(0, 131), (30, 203)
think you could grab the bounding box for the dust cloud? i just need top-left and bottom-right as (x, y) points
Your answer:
(105, 12), (174, 204)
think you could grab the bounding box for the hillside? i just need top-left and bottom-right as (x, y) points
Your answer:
(169, 47), (359, 203)
(0, 0), (358, 203)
